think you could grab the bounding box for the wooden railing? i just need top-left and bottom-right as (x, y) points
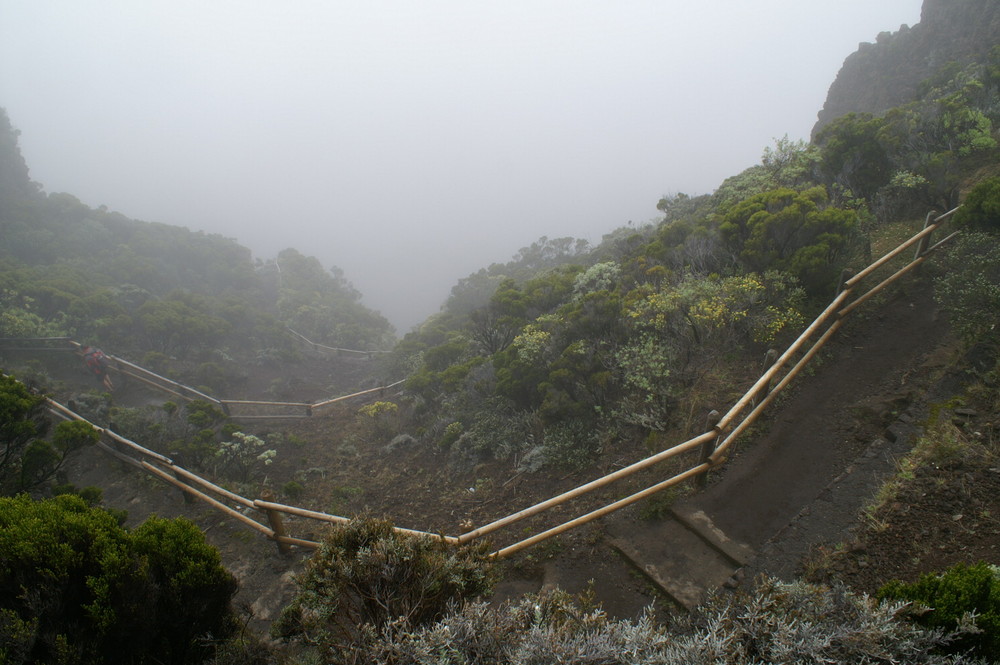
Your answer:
(286, 328), (389, 359)
(0, 338), (405, 420)
(35, 396), (455, 555)
(1, 208), (961, 557)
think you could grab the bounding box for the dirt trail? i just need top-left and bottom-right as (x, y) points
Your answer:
(507, 276), (956, 615)
(695, 277), (948, 548)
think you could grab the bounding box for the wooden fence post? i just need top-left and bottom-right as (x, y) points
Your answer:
(751, 349), (779, 407)
(696, 410), (721, 490)
(260, 490), (293, 556)
(836, 268), (853, 296)
(168, 452), (196, 503)
(914, 211), (936, 259)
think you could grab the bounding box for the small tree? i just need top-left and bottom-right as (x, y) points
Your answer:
(274, 517), (497, 661)
(0, 374), (99, 495)
(354, 401), (400, 443)
(719, 186), (859, 296)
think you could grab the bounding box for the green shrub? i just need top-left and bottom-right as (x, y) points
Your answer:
(437, 420), (463, 449)
(186, 400), (228, 428)
(954, 176), (1000, 232)
(354, 401), (400, 443)
(542, 421), (602, 471)
(0, 494), (238, 665)
(282, 480), (305, 500)
(879, 561), (1000, 658)
(935, 232), (1000, 341)
(52, 482), (104, 506)
(273, 516), (497, 661)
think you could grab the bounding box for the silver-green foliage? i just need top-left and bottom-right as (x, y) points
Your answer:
(353, 578), (983, 665)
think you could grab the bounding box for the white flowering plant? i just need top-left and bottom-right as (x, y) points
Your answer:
(216, 431), (277, 483)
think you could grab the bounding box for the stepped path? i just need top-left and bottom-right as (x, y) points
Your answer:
(497, 276), (955, 614)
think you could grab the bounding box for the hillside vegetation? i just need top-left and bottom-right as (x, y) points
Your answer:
(0, 114), (394, 397)
(2, 2), (1000, 662)
(374, 42), (1000, 480)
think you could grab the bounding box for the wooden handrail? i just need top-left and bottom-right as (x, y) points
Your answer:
(168, 464), (257, 510)
(253, 499), (459, 544)
(458, 431), (716, 544)
(222, 399), (313, 408)
(142, 462), (274, 535)
(112, 356), (222, 404)
(711, 319), (845, 464)
(715, 289), (851, 434)
(493, 463), (711, 558)
(286, 327), (389, 356)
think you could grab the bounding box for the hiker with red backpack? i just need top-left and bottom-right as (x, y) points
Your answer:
(82, 346), (114, 391)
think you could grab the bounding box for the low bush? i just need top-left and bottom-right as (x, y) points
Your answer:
(879, 561), (1000, 658)
(935, 232), (1000, 342)
(353, 577), (977, 665)
(954, 176), (1000, 232)
(273, 516), (497, 662)
(281, 480), (305, 500)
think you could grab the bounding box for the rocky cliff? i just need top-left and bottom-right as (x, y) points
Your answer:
(813, 0), (1000, 136)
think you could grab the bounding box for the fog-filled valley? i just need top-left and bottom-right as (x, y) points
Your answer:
(0, 1), (927, 332)
(4, 1), (1000, 663)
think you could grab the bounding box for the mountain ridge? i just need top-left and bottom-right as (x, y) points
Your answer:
(814, 0), (1000, 135)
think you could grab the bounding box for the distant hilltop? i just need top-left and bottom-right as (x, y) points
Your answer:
(813, 0), (1000, 136)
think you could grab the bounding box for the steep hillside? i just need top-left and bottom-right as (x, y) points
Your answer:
(0, 108), (395, 395)
(3, 0), (1000, 658)
(814, 0), (1000, 135)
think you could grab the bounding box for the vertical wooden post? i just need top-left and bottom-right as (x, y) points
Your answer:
(751, 349), (779, 407)
(173, 473), (197, 504)
(260, 490), (292, 556)
(696, 410), (721, 490)
(914, 211), (936, 259)
(169, 452), (196, 503)
(836, 268), (853, 296)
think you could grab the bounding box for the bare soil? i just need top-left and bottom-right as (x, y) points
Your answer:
(11, 274), (999, 634)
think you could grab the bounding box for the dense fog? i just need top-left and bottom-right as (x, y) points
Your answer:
(0, 1), (922, 332)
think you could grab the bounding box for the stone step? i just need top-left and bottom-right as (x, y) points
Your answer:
(670, 502), (755, 567)
(605, 516), (739, 610)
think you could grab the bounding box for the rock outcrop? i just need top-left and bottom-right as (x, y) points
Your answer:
(813, 0), (1000, 136)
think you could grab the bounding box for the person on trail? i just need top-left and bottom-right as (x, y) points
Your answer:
(82, 346), (114, 391)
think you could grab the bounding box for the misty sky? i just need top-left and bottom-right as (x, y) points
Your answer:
(0, 1), (923, 333)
